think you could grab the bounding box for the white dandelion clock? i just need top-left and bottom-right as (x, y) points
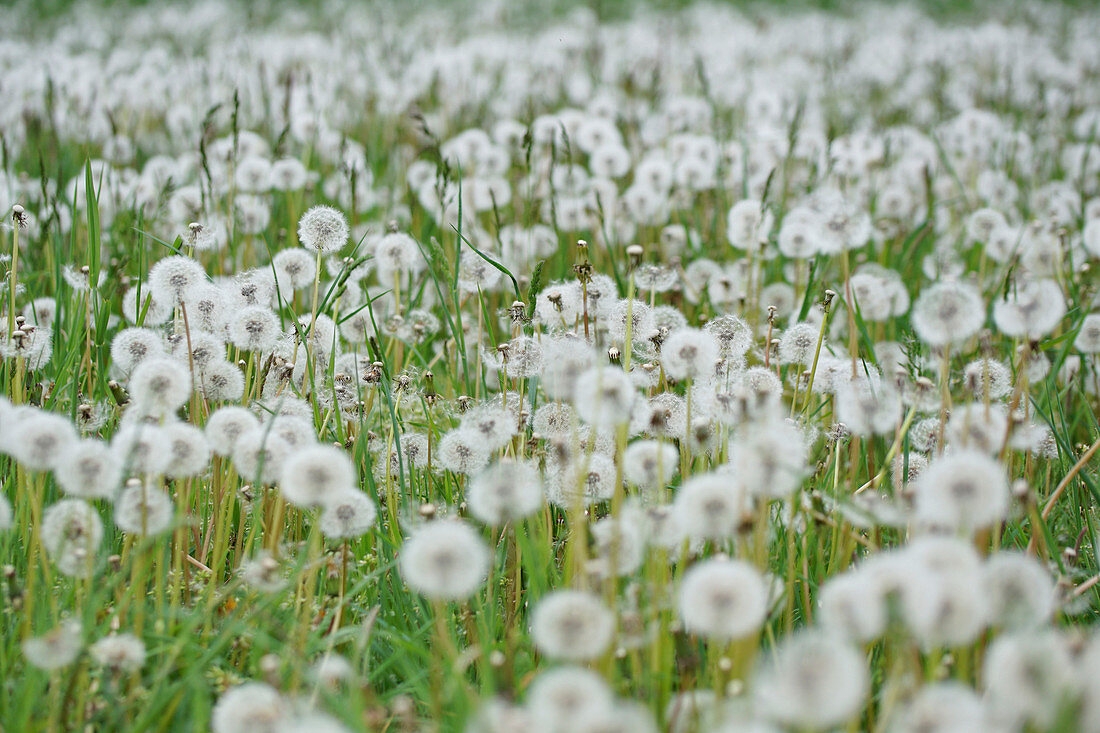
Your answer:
(754, 632), (868, 730)
(319, 489), (377, 539)
(914, 449), (1009, 533)
(436, 428), (492, 476)
(467, 459), (544, 525)
(128, 357), (192, 417)
(7, 410), (77, 472)
(574, 366), (636, 428)
(148, 255), (205, 303)
(890, 682), (989, 733)
(54, 439), (122, 499)
(911, 281), (984, 348)
(228, 306), (282, 353)
(678, 558), (768, 641)
(114, 481), (174, 536)
(983, 552), (1056, 630)
(298, 205), (349, 254)
(817, 570), (886, 643)
(399, 520), (490, 601)
(211, 682), (288, 733)
(205, 406), (259, 457)
(232, 427), (292, 485)
(163, 422), (211, 478)
(622, 440), (679, 492)
(661, 328), (719, 382)
(90, 634), (146, 673)
(525, 667), (614, 733)
(41, 499), (103, 576)
(23, 621), (82, 671)
(674, 472), (751, 541)
(530, 589), (615, 661)
(983, 632), (1077, 731)
(279, 444), (356, 508)
(110, 327), (166, 376)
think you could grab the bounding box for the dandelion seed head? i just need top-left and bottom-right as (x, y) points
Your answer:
(399, 519), (490, 601)
(115, 481), (174, 536)
(23, 621), (82, 671)
(678, 558), (767, 640)
(41, 499), (103, 576)
(280, 444), (356, 508)
(90, 633), (146, 673)
(298, 205), (349, 254)
(531, 589), (615, 661)
(468, 459), (544, 525)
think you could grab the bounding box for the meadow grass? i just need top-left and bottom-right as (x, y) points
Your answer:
(1, 1), (1100, 731)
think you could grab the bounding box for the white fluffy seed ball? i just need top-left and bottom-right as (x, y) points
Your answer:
(399, 520), (490, 601)
(678, 558), (768, 640)
(297, 205), (349, 254)
(530, 589), (615, 661)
